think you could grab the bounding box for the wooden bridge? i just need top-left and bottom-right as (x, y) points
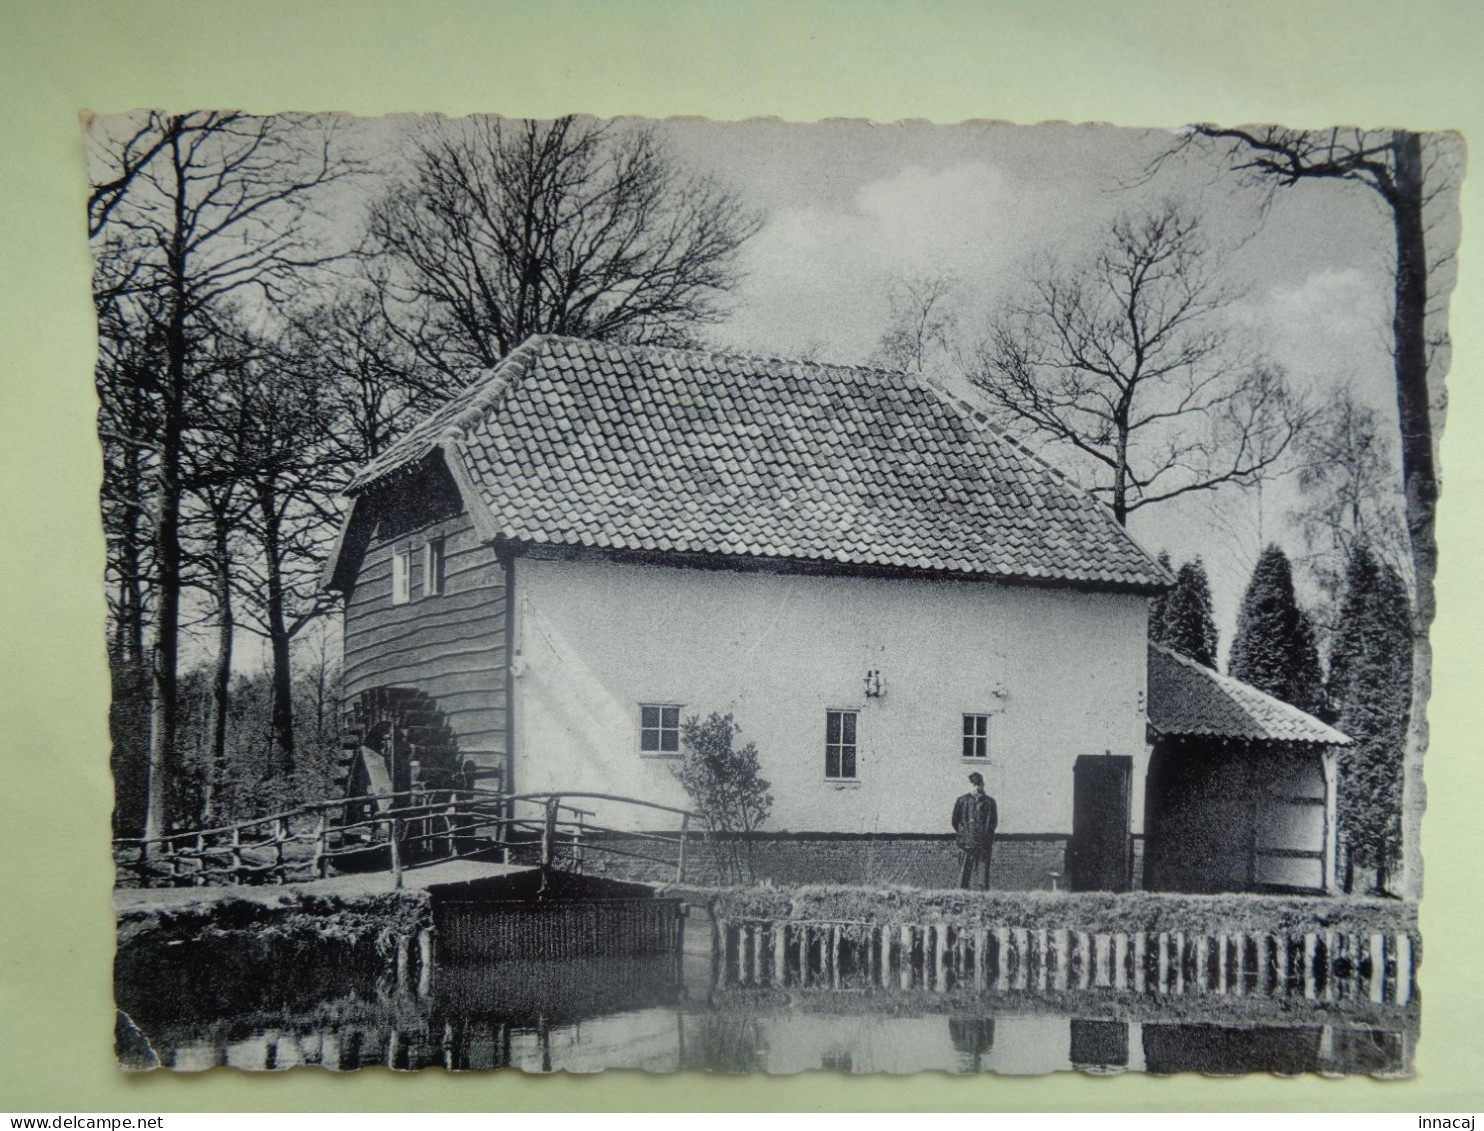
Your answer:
(113, 788), (696, 890)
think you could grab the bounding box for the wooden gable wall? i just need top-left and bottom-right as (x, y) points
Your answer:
(340, 459), (509, 786)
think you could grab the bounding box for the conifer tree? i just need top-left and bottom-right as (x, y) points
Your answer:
(1155, 557), (1219, 669)
(1328, 543), (1413, 890)
(1229, 544), (1326, 715)
(1148, 551), (1173, 639)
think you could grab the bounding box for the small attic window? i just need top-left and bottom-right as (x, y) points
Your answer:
(391, 546), (411, 605)
(425, 538), (447, 597)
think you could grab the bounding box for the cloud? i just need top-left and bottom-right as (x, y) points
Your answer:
(1235, 268), (1391, 398)
(718, 162), (1023, 363)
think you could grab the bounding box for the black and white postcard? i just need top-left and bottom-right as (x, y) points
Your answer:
(91, 113), (1459, 1076)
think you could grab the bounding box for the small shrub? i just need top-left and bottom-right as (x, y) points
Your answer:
(673, 713), (773, 884)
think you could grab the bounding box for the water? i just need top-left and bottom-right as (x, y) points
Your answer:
(115, 917), (1415, 1076)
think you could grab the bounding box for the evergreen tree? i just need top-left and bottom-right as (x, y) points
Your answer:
(1154, 557), (1219, 669)
(1328, 543), (1413, 890)
(1148, 551), (1174, 638)
(1229, 544), (1326, 715)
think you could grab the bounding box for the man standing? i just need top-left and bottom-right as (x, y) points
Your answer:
(953, 771), (998, 890)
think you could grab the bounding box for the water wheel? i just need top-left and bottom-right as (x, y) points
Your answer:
(331, 687), (470, 865)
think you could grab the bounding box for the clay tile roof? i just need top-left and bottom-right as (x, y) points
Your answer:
(1147, 644), (1350, 746)
(345, 335), (1172, 590)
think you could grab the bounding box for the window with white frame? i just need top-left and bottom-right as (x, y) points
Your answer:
(425, 537), (447, 597)
(962, 713), (990, 760)
(639, 704), (682, 754)
(391, 545), (412, 605)
(826, 709), (859, 779)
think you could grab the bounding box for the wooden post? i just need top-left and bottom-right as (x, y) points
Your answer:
(418, 929), (435, 997)
(1324, 931), (1338, 1002)
(900, 925), (913, 991)
(1216, 933), (1228, 996)
(314, 811), (330, 879)
(880, 925), (894, 989)
(273, 818), (288, 883)
(1054, 928), (1070, 993)
(395, 934), (412, 990)
(773, 922), (787, 987)
(995, 927), (1010, 991)
(1133, 932), (1147, 995)
(676, 813), (690, 884)
(1395, 932), (1413, 1006)
(1172, 932), (1185, 995)
(1013, 928), (1029, 991)
(753, 923), (766, 986)
(717, 918), (733, 983)
(1077, 931), (1092, 991)
(1114, 933), (1129, 991)
(539, 797), (558, 893)
(389, 818), (404, 889)
(831, 924), (842, 990)
(1303, 932), (1319, 1000)
(1368, 932), (1386, 1004)
(229, 826), (243, 885)
(1035, 928), (1049, 993)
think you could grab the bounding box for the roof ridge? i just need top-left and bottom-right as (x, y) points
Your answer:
(558, 333), (917, 386)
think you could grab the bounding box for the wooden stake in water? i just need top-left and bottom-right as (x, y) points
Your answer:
(1368, 932), (1386, 1004)
(1094, 933), (1112, 989)
(1395, 932), (1413, 1007)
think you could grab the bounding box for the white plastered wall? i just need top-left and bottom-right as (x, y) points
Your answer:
(510, 556), (1150, 835)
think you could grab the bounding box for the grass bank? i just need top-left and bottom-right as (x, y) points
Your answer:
(115, 888), (432, 952)
(698, 885), (1418, 938)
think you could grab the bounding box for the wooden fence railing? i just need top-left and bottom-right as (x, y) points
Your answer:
(113, 789), (696, 890)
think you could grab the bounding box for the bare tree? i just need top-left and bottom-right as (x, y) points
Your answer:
(871, 272), (959, 375)
(364, 116), (760, 383)
(1291, 389), (1410, 632)
(968, 202), (1311, 525)
(283, 289), (443, 470)
(87, 111), (355, 845)
(1170, 126), (1461, 897)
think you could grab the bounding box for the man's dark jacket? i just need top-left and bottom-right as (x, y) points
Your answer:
(952, 791), (998, 849)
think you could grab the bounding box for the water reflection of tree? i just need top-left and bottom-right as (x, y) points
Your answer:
(679, 1013), (768, 1073)
(949, 1017), (996, 1073)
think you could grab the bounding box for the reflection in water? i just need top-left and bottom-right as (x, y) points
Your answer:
(116, 922), (1415, 1076)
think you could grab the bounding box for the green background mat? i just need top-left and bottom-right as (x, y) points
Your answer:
(2, 0), (1481, 1112)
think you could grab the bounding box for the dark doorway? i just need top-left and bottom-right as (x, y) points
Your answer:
(1068, 754), (1132, 891)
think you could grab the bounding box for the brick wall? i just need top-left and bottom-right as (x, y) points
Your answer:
(580, 832), (1072, 891)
